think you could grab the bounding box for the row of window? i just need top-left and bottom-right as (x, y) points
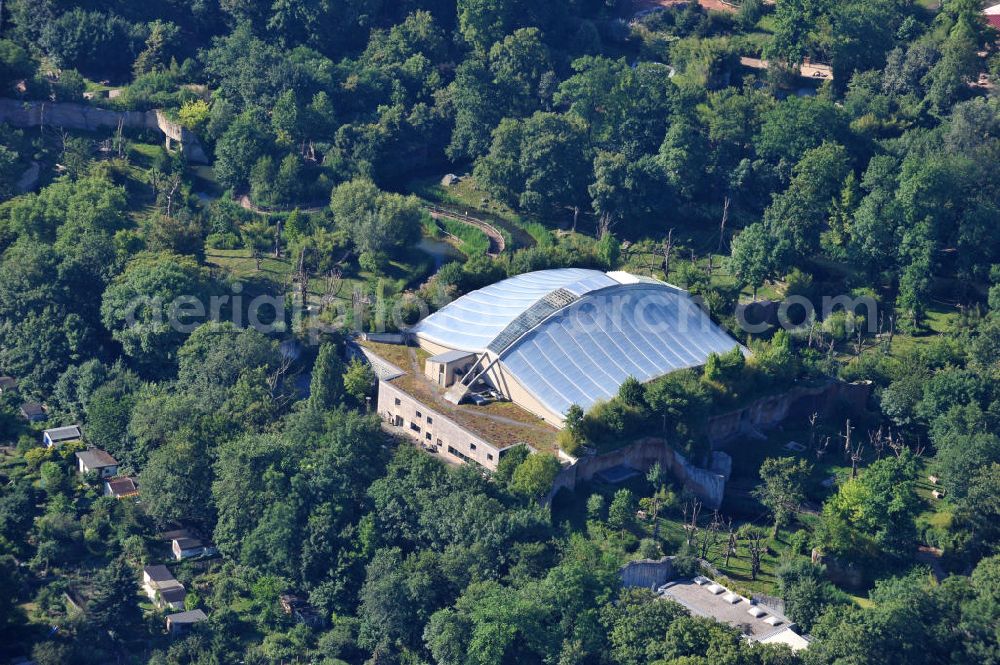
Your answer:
(395, 397), (434, 425)
(391, 395), (492, 462)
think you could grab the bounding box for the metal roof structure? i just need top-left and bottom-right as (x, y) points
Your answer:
(44, 425), (82, 442)
(411, 269), (741, 418)
(427, 349), (476, 363)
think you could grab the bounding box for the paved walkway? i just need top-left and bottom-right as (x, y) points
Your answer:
(739, 56), (834, 81)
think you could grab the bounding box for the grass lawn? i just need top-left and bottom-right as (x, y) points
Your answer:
(755, 15), (777, 33)
(553, 472), (811, 596)
(885, 302), (961, 356)
(204, 244), (443, 305)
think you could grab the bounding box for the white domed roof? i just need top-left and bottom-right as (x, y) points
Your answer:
(411, 269), (742, 417)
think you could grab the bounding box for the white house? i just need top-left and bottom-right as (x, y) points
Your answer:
(171, 536), (216, 561)
(142, 565), (186, 611)
(75, 448), (119, 478)
(43, 425), (82, 448)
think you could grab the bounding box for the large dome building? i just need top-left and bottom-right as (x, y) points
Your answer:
(410, 268), (742, 426)
(360, 268), (743, 470)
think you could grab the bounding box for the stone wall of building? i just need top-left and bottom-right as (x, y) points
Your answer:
(706, 380), (873, 449)
(620, 556), (675, 589)
(547, 438), (728, 508)
(377, 379), (506, 470)
(0, 99), (208, 163)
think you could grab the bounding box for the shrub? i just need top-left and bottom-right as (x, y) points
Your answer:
(510, 453), (561, 498)
(206, 232), (241, 250)
(639, 538), (661, 560)
(178, 99), (210, 133)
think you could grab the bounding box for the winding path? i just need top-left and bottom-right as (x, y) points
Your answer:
(425, 204), (506, 256)
(238, 194), (327, 214)
(236, 197), (507, 257)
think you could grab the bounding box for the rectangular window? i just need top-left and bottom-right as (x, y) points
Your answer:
(415, 410), (422, 418)
(487, 453), (494, 461)
(426, 416), (433, 424)
(394, 398), (401, 406)
(409, 422), (421, 433)
(469, 443), (477, 451)
(425, 432), (432, 440)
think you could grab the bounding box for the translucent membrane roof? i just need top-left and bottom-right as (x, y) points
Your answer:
(411, 268), (613, 352)
(411, 269), (742, 418)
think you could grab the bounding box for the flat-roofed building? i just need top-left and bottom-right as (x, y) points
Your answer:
(658, 578), (810, 650)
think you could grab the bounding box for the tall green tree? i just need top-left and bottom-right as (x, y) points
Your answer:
(310, 343), (344, 410)
(88, 557), (141, 642)
(754, 456), (812, 536)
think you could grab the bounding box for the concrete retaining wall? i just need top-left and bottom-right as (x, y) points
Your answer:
(707, 380), (872, 449)
(620, 556), (675, 589)
(0, 99), (208, 163)
(547, 380), (871, 507)
(547, 438), (728, 508)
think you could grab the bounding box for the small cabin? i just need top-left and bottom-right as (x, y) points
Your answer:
(104, 476), (139, 499)
(76, 448), (119, 478)
(166, 609), (207, 635)
(20, 402), (47, 422)
(172, 536), (217, 561)
(44, 425), (82, 448)
(424, 350), (476, 388)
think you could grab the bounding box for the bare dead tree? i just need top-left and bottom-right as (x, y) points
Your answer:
(663, 228), (673, 279)
(320, 268), (343, 314)
(841, 419), (863, 478)
(869, 426), (886, 460)
(163, 176), (181, 218)
(115, 116), (126, 159)
(808, 412), (819, 452)
(815, 435), (831, 462)
(724, 518), (737, 567)
(682, 499), (702, 548)
(718, 195), (730, 253)
(266, 354), (297, 411)
(853, 326), (867, 357)
(273, 217), (283, 258)
(293, 246), (309, 307)
(741, 526), (766, 581)
(699, 510), (723, 559)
